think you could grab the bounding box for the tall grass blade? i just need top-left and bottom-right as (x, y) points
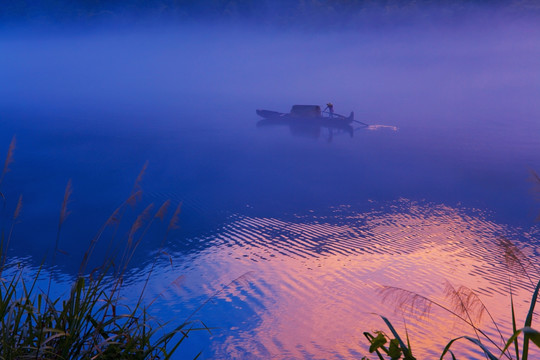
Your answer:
(1, 194), (22, 273)
(403, 320), (414, 357)
(522, 278), (540, 359)
(510, 279), (520, 360)
(380, 315), (415, 360)
(440, 336), (498, 360)
(45, 180), (73, 310)
(502, 327), (540, 359)
(184, 272), (252, 323)
(523, 327), (540, 348)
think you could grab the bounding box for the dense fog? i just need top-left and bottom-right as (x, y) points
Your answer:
(2, 11), (539, 128)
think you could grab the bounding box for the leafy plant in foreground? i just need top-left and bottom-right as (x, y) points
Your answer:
(363, 173), (540, 359)
(364, 248), (540, 359)
(363, 316), (416, 360)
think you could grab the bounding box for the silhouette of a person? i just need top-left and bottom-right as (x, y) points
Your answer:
(326, 102), (334, 118)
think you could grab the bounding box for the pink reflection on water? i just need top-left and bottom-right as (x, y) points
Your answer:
(152, 200), (539, 359)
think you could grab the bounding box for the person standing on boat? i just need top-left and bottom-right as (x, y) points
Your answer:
(326, 102), (334, 118)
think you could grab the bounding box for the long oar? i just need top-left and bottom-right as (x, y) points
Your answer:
(353, 119), (369, 127)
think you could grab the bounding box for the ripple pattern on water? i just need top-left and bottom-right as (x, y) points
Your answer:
(147, 199), (540, 359)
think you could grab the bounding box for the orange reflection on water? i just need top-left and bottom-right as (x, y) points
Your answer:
(153, 200), (539, 359)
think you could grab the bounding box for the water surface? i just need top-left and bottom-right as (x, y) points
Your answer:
(1, 20), (540, 359)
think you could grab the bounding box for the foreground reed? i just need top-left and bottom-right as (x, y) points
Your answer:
(363, 173), (540, 360)
(0, 137), (207, 359)
(363, 244), (540, 360)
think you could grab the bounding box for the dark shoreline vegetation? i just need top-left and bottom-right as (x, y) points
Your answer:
(0, 137), (209, 359)
(2, 0), (540, 30)
(363, 173), (540, 359)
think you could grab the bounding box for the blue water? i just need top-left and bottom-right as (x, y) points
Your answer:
(1, 23), (540, 358)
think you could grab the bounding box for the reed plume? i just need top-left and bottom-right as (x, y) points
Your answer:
(127, 203), (155, 248)
(0, 150), (203, 359)
(155, 199), (170, 221)
(443, 282), (486, 325)
(129, 160), (148, 205)
(39, 179), (74, 356)
(167, 202), (182, 232)
(0, 136), (15, 206)
(58, 179), (72, 228)
(80, 163), (150, 276)
(499, 237), (538, 286)
(54, 179), (73, 257)
(79, 193), (141, 276)
(443, 281), (507, 352)
(0, 136), (15, 189)
(104, 162), (148, 265)
(379, 286), (433, 319)
(378, 285), (507, 356)
(115, 202), (156, 284)
(13, 194), (22, 220)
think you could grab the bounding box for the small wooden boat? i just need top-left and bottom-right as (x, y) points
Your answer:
(256, 105), (355, 140)
(256, 105), (354, 126)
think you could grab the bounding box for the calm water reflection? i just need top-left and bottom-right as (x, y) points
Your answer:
(1, 22), (540, 359)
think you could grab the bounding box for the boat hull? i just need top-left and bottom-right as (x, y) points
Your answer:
(256, 109), (354, 125)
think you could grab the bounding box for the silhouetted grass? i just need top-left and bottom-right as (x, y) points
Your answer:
(0, 138), (208, 359)
(363, 174), (540, 359)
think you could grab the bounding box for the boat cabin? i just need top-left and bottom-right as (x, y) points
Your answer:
(290, 105), (322, 118)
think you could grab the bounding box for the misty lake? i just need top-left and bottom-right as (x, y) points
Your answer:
(1, 20), (540, 359)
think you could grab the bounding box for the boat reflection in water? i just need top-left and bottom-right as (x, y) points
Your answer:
(256, 104), (359, 141)
(256, 117), (355, 141)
